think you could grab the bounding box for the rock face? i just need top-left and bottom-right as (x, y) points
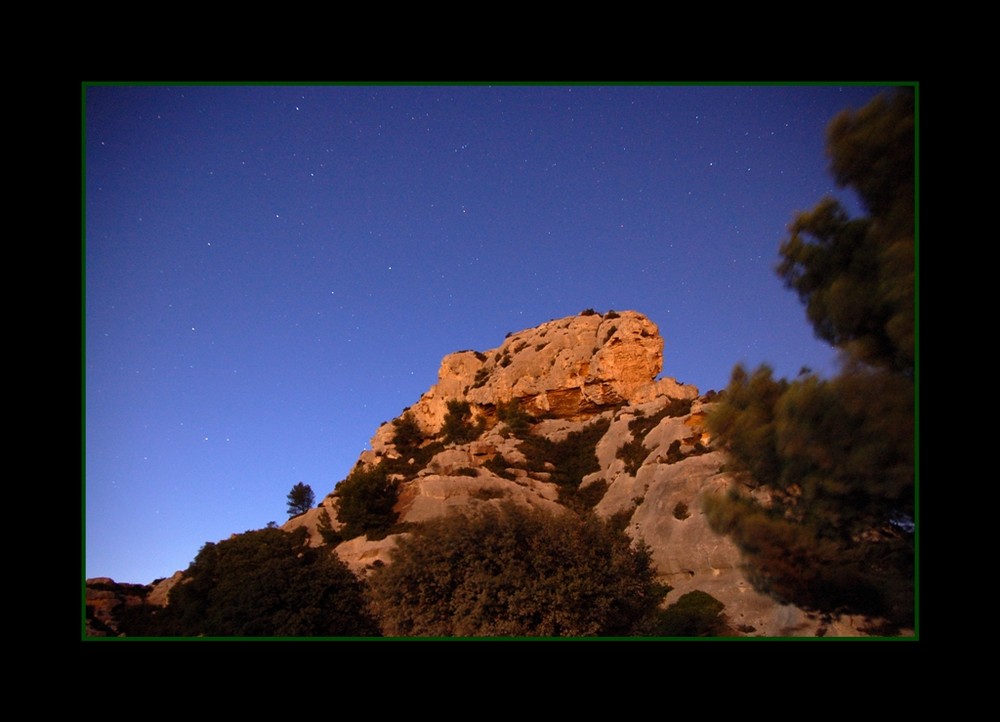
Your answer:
(85, 578), (153, 636)
(307, 309), (863, 636)
(366, 310), (697, 453)
(125, 309), (874, 637)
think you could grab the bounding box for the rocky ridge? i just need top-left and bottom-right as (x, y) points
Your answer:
(305, 309), (867, 636)
(87, 310), (872, 637)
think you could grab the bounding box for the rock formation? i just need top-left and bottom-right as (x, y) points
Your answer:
(310, 309), (872, 636)
(93, 309), (879, 637)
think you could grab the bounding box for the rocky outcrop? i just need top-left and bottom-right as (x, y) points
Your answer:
(128, 309), (877, 637)
(85, 578), (152, 636)
(315, 310), (876, 636)
(366, 310), (698, 454)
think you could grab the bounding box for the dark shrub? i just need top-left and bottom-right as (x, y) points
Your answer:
(334, 463), (400, 540)
(441, 399), (485, 445)
(119, 527), (379, 637)
(616, 437), (649, 476)
(366, 503), (667, 636)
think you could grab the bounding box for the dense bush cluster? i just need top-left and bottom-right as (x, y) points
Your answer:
(365, 503), (668, 636)
(440, 399), (485, 445)
(334, 463), (400, 540)
(495, 399), (535, 438)
(390, 412), (423, 459)
(517, 418), (611, 511)
(114, 527), (379, 637)
(616, 437), (649, 476)
(639, 590), (728, 637)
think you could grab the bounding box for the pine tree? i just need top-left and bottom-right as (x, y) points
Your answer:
(706, 88), (915, 631)
(286, 482), (315, 518)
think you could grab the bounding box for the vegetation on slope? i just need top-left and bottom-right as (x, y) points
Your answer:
(365, 502), (668, 637)
(705, 88), (915, 631)
(114, 527), (379, 637)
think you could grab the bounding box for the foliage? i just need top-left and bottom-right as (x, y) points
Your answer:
(616, 437), (649, 476)
(366, 502), (668, 637)
(641, 590), (728, 637)
(483, 453), (517, 480)
(706, 89), (915, 629)
(317, 507), (342, 545)
(664, 439), (684, 464)
(571, 479), (609, 511)
(496, 399), (535, 438)
(472, 366), (490, 389)
(518, 418), (611, 511)
(116, 527), (379, 637)
(440, 399), (485, 445)
(391, 412), (424, 459)
(470, 486), (509, 501)
(777, 89), (914, 376)
(286, 482), (315, 518)
(334, 463), (400, 540)
(627, 398), (693, 438)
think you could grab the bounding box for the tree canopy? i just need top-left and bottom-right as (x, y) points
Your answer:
(333, 463), (400, 540)
(115, 527), (379, 637)
(777, 89), (914, 376)
(365, 503), (668, 637)
(286, 482), (315, 517)
(706, 88), (915, 631)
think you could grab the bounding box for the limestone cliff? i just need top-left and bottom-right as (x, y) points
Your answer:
(101, 309), (876, 637)
(310, 309), (872, 637)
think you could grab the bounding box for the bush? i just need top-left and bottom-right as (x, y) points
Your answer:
(391, 412), (424, 458)
(334, 463), (400, 540)
(483, 453), (516, 480)
(665, 439), (684, 464)
(441, 399), (485, 445)
(642, 590), (728, 637)
(616, 437), (649, 476)
(472, 366), (490, 389)
(626, 398), (693, 442)
(496, 399), (535, 438)
(118, 527), (379, 637)
(518, 418), (611, 511)
(470, 487), (508, 501)
(366, 503), (668, 636)
(518, 418), (610, 489)
(317, 507), (342, 545)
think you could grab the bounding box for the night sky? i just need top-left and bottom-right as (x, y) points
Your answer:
(84, 83), (893, 584)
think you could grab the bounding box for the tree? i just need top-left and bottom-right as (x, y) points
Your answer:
(365, 502), (668, 637)
(333, 463), (399, 540)
(116, 527), (379, 637)
(286, 482), (315, 517)
(706, 89), (915, 631)
(390, 411), (424, 459)
(440, 399), (483, 445)
(316, 507), (342, 545)
(640, 590), (729, 637)
(777, 89), (914, 376)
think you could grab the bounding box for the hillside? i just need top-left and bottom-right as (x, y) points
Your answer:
(87, 309), (883, 637)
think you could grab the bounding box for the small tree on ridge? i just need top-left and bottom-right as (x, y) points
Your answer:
(286, 482), (315, 518)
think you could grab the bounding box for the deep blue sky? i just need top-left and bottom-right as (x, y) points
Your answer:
(84, 83), (893, 584)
